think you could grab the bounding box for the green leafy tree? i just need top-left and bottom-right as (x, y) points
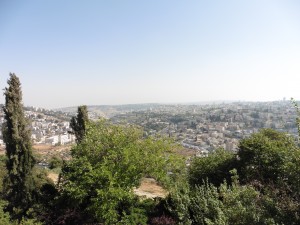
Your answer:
(59, 120), (184, 224)
(70, 105), (89, 143)
(238, 129), (297, 184)
(237, 129), (300, 224)
(2, 74), (35, 219)
(48, 155), (63, 170)
(188, 148), (237, 187)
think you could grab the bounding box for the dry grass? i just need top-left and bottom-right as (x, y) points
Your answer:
(33, 144), (55, 151)
(134, 178), (167, 199)
(48, 172), (59, 184)
(33, 144), (72, 153)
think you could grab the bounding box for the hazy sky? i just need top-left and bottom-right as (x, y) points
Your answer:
(1, 0), (300, 109)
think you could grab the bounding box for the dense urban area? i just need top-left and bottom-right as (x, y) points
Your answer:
(111, 100), (298, 155)
(0, 101), (298, 155)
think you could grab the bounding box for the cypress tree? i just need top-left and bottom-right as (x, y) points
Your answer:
(70, 105), (89, 143)
(2, 73), (35, 219)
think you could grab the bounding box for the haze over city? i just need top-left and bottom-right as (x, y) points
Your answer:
(1, 0), (300, 109)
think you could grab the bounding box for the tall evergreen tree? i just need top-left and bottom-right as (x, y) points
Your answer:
(70, 105), (89, 143)
(2, 73), (35, 219)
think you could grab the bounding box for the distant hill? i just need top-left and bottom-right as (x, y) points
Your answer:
(55, 103), (162, 118)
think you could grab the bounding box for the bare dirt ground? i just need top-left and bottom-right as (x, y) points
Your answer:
(48, 172), (59, 184)
(33, 144), (56, 151)
(33, 144), (72, 161)
(0, 144), (72, 156)
(134, 178), (167, 199)
(33, 144), (72, 153)
(176, 147), (196, 157)
(0, 146), (5, 155)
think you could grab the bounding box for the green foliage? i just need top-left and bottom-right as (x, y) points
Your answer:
(60, 119), (184, 224)
(0, 200), (43, 225)
(2, 73), (36, 220)
(0, 155), (7, 193)
(189, 182), (226, 225)
(168, 171), (277, 225)
(70, 105), (89, 143)
(217, 170), (276, 225)
(21, 166), (57, 224)
(166, 184), (192, 225)
(181, 128), (300, 224)
(0, 200), (11, 225)
(235, 130), (300, 224)
(48, 155), (63, 169)
(238, 129), (298, 184)
(188, 148), (237, 187)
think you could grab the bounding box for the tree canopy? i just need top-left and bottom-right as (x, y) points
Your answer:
(59, 120), (184, 224)
(188, 148), (237, 187)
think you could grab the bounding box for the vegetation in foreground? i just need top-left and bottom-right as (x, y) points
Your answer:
(1, 73), (300, 224)
(167, 129), (300, 225)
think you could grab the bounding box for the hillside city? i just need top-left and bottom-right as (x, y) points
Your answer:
(110, 100), (298, 155)
(0, 96), (300, 224)
(0, 100), (298, 157)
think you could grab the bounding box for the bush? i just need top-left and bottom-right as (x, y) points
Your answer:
(49, 156), (63, 169)
(188, 148), (237, 187)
